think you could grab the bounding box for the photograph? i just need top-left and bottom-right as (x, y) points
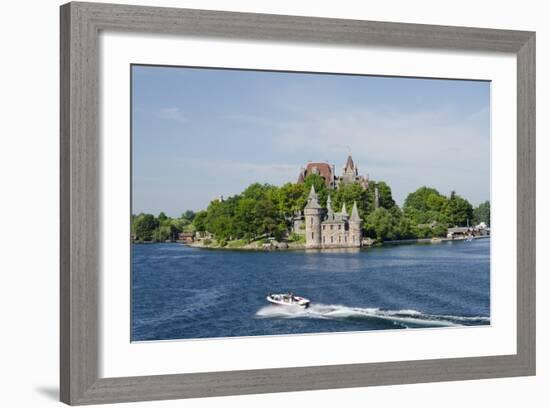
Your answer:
(130, 65), (491, 342)
(1, 0), (541, 406)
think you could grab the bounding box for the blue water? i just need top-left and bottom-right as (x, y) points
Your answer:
(131, 239), (490, 341)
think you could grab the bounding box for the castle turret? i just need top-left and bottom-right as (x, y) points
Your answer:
(304, 186), (323, 248)
(349, 201), (362, 247)
(342, 155), (358, 182)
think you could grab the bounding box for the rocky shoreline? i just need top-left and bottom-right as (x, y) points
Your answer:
(187, 240), (306, 251)
(184, 235), (489, 251)
(134, 235), (489, 251)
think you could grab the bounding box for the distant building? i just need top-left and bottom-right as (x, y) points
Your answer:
(178, 232), (195, 243)
(297, 162), (335, 188)
(447, 224), (490, 240)
(475, 222), (488, 230)
(304, 186), (362, 249)
(338, 155), (369, 189)
(446, 227), (472, 239)
(297, 155), (369, 190)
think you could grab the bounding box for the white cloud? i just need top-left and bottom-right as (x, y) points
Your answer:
(133, 156), (301, 213)
(156, 107), (188, 123)
(178, 157), (298, 183)
(264, 106), (490, 205)
(220, 113), (274, 126)
(275, 108), (481, 157)
(192, 103), (490, 205)
(135, 104), (490, 213)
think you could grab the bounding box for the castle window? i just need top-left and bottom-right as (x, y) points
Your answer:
(338, 236), (341, 242)
(330, 236), (333, 243)
(330, 225), (333, 230)
(338, 225), (342, 230)
(345, 236), (347, 242)
(311, 232), (314, 239)
(323, 236), (325, 243)
(310, 218), (313, 226)
(323, 225), (325, 230)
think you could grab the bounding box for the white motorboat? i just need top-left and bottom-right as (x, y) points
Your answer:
(266, 292), (310, 309)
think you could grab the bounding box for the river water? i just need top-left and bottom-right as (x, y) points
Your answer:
(131, 239), (490, 341)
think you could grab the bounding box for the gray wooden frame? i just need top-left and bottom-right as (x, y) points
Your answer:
(60, 1), (536, 405)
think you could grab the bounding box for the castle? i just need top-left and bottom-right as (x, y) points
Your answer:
(297, 155), (369, 190)
(293, 154), (367, 248)
(304, 186), (362, 249)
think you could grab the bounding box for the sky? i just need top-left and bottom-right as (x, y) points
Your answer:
(132, 65), (490, 217)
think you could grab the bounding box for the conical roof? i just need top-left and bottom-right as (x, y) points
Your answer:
(305, 185), (321, 209)
(343, 155), (359, 177)
(345, 155), (355, 170)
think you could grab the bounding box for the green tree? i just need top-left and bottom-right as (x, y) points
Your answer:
(167, 220), (183, 240)
(238, 186), (286, 240)
(182, 210), (196, 222)
(153, 224), (172, 242)
(445, 191), (473, 227)
(204, 197), (238, 241)
(374, 181), (396, 210)
(257, 197), (286, 240)
(391, 206), (417, 239)
(192, 211), (208, 232)
(242, 183), (273, 201)
(365, 208), (399, 241)
(403, 186), (449, 225)
(132, 213), (158, 241)
(365, 206), (416, 241)
(277, 182), (307, 217)
(234, 197), (260, 240)
(303, 174), (328, 206)
(333, 182), (370, 219)
(158, 174), (481, 245)
(473, 201), (491, 226)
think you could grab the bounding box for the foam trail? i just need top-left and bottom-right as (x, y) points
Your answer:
(255, 303), (489, 328)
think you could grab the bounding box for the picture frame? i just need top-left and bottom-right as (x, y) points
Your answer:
(60, 1), (535, 405)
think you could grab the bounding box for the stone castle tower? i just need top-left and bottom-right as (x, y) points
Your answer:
(304, 185), (322, 248)
(304, 186), (362, 249)
(348, 202), (362, 247)
(341, 155), (359, 183)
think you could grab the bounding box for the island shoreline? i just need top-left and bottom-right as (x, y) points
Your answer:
(132, 235), (490, 252)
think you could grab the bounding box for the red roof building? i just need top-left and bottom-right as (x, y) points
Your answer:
(297, 155), (368, 190)
(297, 162), (335, 188)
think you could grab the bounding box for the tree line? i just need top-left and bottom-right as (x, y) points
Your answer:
(132, 174), (490, 244)
(132, 210), (196, 243)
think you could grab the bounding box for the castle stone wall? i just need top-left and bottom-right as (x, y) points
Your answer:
(303, 185), (363, 249)
(304, 208), (322, 248)
(321, 222), (349, 247)
(348, 221), (362, 247)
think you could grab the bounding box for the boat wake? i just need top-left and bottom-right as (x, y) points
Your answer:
(255, 303), (489, 329)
